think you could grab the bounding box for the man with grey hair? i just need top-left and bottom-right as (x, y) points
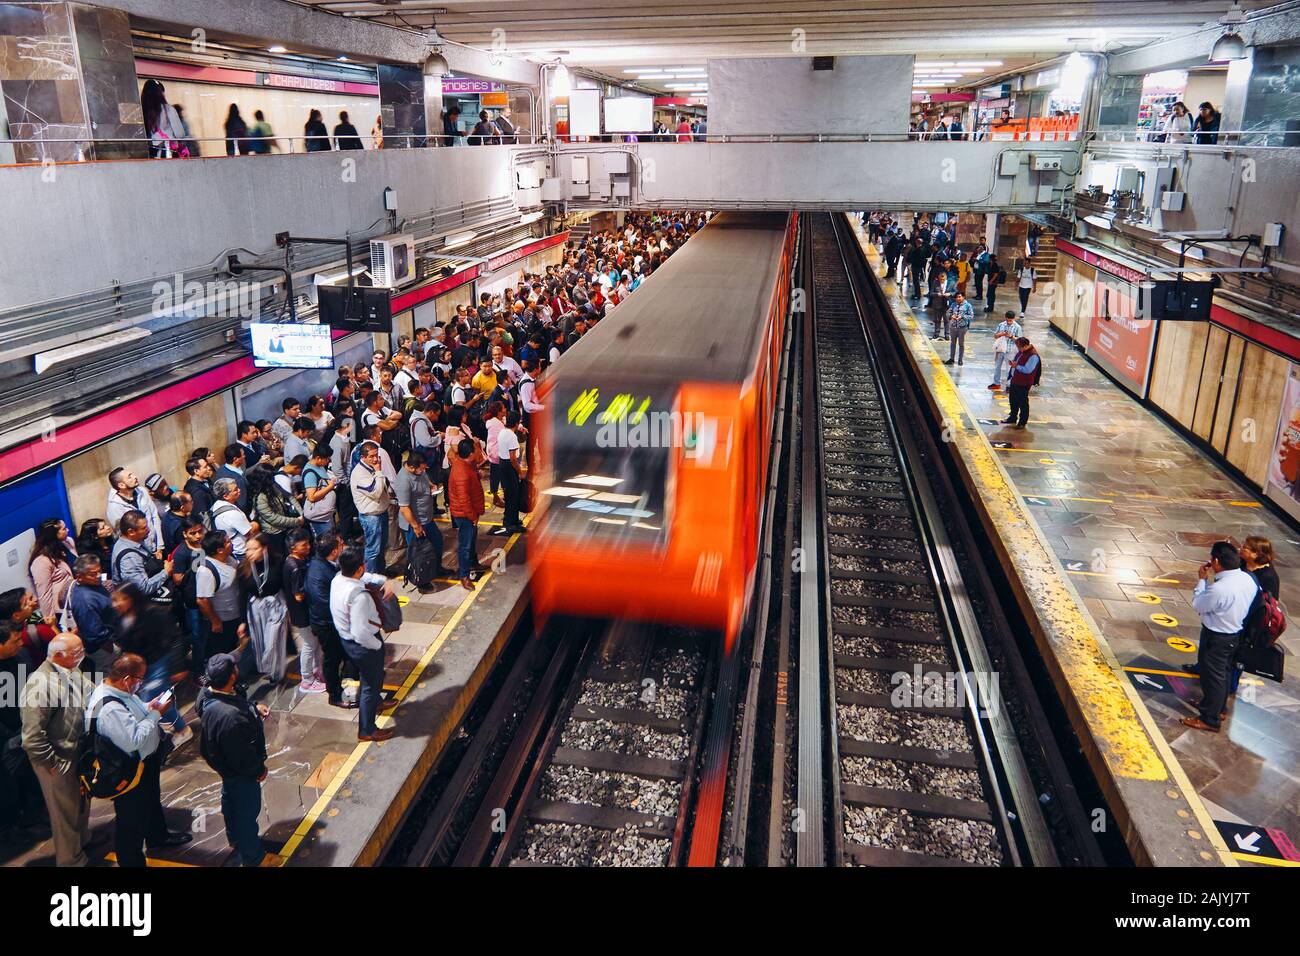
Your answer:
(106, 467), (162, 557)
(211, 477), (257, 563)
(110, 510), (172, 599)
(20, 633), (94, 866)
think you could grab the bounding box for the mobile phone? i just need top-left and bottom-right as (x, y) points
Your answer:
(154, 686), (175, 708)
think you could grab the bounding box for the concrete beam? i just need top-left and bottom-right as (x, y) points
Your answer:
(79, 0), (428, 63)
(442, 39), (542, 87)
(1107, 5), (1300, 74)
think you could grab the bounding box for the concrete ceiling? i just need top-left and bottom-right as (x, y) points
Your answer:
(296, 0), (1273, 92)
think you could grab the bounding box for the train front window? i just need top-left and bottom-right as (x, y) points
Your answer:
(545, 384), (674, 549)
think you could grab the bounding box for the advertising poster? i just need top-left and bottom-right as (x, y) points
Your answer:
(1265, 364), (1300, 520)
(1086, 275), (1157, 397)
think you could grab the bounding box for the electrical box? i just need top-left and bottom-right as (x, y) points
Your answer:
(515, 166), (540, 189)
(1032, 154), (1062, 171)
(571, 155), (589, 184)
(604, 152), (630, 174)
(999, 152), (1021, 176)
(1263, 222), (1285, 248)
(1114, 166), (1141, 193)
(1036, 184), (1055, 203)
(612, 179), (631, 198)
(1160, 190), (1186, 211)
(541, 178), (563, 202)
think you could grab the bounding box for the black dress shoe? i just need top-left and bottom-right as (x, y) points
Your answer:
(1000, 418), (1015, 424)
(1181, 663), (1200, 675)
(329, 698), (359, 710)
(149, 831), (192, 849)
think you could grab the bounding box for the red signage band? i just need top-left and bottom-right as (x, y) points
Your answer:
(135, 58), (379, 96)
(390, 266), (479, 314)
(1055, 238), (1149, 286)
(485, 232), (570, 274)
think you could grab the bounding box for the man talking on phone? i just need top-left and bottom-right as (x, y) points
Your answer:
(1182, 541), (1257, 733)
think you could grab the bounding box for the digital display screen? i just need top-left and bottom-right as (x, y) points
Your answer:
(545, 382), (675, 548)
(250, 323), (335, 370)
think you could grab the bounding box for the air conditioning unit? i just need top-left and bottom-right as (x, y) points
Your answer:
(369, 233), (416, 289)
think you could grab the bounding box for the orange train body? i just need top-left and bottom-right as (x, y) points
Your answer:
(529, 212), (797, 653)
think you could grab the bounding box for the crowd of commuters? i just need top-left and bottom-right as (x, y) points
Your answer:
(0, 210), (706, 866)
(865, 210), (1042, 425)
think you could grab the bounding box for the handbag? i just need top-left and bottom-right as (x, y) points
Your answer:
(1239, 640), (1285, 683)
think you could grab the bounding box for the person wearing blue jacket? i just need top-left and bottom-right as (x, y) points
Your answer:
(67, 554), (119, 672)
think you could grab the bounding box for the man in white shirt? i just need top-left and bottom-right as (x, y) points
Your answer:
(106, 467), (163, 556)
(490, 343), (523, 385)
(492, 411), (526, 536)
(393, 354), (420, 397)
(329, 547), (397, 741)
(211, 478), (257, 563)
(1183, 541), (1259, 733)
(350, 441), (391, 574)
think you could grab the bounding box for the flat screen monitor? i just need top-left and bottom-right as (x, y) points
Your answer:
(318, 284), (393, 333)
(250, 322), (334, 370)
(1143, 279), (1215, 321)
(603, 96), (654, 133)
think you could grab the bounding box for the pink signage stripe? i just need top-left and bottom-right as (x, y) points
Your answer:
(0, 231), (570, 485)
(136, 58), (259, 87)
(1268, 827), (1300, 861)
(0, 327), (351, 486)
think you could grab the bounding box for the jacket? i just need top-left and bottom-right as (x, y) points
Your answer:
(68, 581), (119, 654)
(30, 546), (76, 620)
(305, 556), (339, 633)
(448, 448), (486, 521)
(1009, 347), (1041, 387)
(20, 658), (94, 774)
(110, 538), (169, 597)
(195, 686), (267, 779)
(254, 487), (303, 535)
(106, 487), (162, 553)
(349, 461), (390, 515)
(116, 603), (183, 668)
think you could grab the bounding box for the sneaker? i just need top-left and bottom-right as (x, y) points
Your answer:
(299, 680), (327, 695)
(1018, 312), (1025, 318)
(170, 726), (194, 749)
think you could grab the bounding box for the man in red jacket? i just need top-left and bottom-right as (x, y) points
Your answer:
(1002, 337), (1041, 430)
(448, 437), (487, 591)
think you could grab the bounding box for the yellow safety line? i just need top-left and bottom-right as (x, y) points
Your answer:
(1232, 853), (1300, 867)
(1123, 666), (1199, 679)
(102, 852), (197, 868)
(1064, 569), (1185, 585)
(992, 446), (1075, 455)
(277, 519), (528, 863)
(857, 229), (1237, 866)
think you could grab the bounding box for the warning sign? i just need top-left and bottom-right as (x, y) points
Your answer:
(1214, 820), (1300, 863)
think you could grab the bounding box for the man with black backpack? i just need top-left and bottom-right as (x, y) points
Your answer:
(110, 511), (173, 601)
(85, 653), (190, 866)
(394, 451), (446, 590)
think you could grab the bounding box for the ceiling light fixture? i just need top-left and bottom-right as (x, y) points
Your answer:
(1209, 1), (1248, 61)
(268, 45), (287, 53)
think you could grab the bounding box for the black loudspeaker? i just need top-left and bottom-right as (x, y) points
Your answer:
(812, 56), (835, 71)
(318, 285), (393, 332)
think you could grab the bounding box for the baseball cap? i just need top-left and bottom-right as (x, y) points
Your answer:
(205, 653), (238, 688)
(144, 473), (169, 494)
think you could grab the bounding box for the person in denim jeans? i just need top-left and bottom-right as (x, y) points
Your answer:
(942, 293), (974, 366)
(447, 436), (487, 591)
(349, 441), (390, 574)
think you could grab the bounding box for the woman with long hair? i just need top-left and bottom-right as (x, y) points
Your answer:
(141, 79), (188, 158)
(224, 103), (249, 156)
(112, 582), (192, 744)
(75, 518), (115, 570)
(240, 533), (290, 683)
(29, 517), (77, 623)
(247, 464), (304, 553)
(304, 108), (331, 152)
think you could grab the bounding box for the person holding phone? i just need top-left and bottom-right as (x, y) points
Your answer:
(86, 653), (191, 867)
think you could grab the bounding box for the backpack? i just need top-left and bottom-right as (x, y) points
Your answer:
(76, 698), (144, 800)
(1246, 587), (1286, 649)
(1032, 354), (1043, 386)
(521, 478), (537, 514)
(405, 536), (442, 591)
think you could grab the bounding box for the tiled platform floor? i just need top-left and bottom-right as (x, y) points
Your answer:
(2, 496), (526, 868)
(859, 225), (1299, 867)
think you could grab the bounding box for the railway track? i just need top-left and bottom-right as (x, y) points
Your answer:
(449, 621), (718, 866)
(799, 212), (1055, 867)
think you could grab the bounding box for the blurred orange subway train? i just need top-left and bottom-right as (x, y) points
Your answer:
(530, 211), (797, 652)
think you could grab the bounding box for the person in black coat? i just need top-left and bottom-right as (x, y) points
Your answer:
(304, 109), (331, 152)
(195, 653), (269, 867)
(334, 110), (363, 150)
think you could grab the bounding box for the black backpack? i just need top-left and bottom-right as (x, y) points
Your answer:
(405, 536), (442, 591)
(77, 698), (144, 800)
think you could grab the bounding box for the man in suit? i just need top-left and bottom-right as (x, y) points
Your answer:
(215, 443), (250, 514)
